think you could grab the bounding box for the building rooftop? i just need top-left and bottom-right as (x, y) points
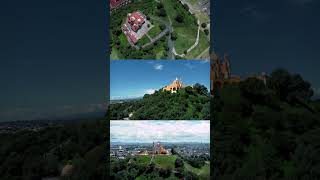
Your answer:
(127, 11), (145, 32)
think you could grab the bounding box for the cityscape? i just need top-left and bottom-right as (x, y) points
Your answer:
(110, 142), (209, 160)
(110, 120), (210, 179)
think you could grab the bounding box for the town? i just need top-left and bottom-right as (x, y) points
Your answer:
(110, 142), (209, 160)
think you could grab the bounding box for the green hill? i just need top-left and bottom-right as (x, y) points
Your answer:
(184, 161), (210, 179)
(110, 83), (210, 120)
(212, 68), (320, 179)
(111, 155), (210, 180)
(153, 155), (177, 169)
(0, 119), (108, 180)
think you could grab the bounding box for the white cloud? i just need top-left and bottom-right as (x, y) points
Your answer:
(110, 95), (143, 100)
(145, 89), (156, 95)
(154, 64), (164, 71)
(200, 59), (209, 64)
(185, 63), (195, 70)
(110, 120), (210, 143)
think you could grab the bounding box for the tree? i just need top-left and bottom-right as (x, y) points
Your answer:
(269, 68), (314, 103)
(201, 23), (207, 28)
(171, 32), (178, 41)
(184, 170), (199, 180)
(175, 158), (184, 168)
(175, 14), (184, 23)
(193, 83), (208, 95)
(204, 29), (209, 35)
(157, 3), (164, 9)
(115, 170), (128, 180)
(158, 9), (166, 17)
(159, 168), (171, 178)
(160, 24), (166, 31)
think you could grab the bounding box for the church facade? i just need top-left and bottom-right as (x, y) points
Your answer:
(163, 78), (184, 93)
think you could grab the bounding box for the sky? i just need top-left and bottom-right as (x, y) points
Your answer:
(110, 120), (210, 143)
(214, 0), (320, 98)
(0, 0), (107, 121)
(110, 60), (210, 100)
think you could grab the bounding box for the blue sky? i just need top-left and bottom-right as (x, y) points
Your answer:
(110, 60), (209, 100)
(110, 120), (210, 143)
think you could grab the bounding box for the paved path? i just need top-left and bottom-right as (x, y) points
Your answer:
(172, 19), (200, 57)
(141, 16), (171, 49)
(196, 46), (210, 59)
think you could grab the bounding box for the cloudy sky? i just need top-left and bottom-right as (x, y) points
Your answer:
(110, 120), (210, 143)
(110, 60), (210, 100)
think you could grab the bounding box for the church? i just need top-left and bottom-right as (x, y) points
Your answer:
(163, 78), (184, 93)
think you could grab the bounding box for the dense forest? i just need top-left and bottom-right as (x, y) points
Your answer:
(0, 119), (108, 180)
(212, 68), (320, 179)
(109, 83), (210, 120)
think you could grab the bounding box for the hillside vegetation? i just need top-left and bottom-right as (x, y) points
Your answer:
(212, 68), (320, 180)
(111, 155), (209, 180)
(0, 120), (107, 180)
(110, 83), (210, 120)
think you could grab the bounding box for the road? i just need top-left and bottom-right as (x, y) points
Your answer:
(141, 16), (171, 49)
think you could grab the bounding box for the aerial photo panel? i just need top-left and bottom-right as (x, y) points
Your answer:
(110, 120), (210, 179)
(109, 0), (210, 60)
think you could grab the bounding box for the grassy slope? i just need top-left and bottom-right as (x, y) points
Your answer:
(154, 155), (177, 169)
(163, 0), (198, 54)
(148, 21), (162, 38)
(184, 162), (210, 179)
(136, 35), (150, 47)
(111, 47), (120, 60)
(185, 30), (209, 59)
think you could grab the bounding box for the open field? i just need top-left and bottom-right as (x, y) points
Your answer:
(154, 155), (177, 169)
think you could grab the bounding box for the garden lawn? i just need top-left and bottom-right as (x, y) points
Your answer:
(184, 162), (210, 180)
(185, 30), (209, 59)
(136, 35), (150, 47)
(153, 155), (177, 169)
(162, 0), (198, 54)
(148, 21), (162, 38)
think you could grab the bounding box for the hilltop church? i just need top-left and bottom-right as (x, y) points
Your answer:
(163, 78), (184, 93)
(210, 53), (268, 95)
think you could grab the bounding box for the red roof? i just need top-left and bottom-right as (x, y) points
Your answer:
(127, 11), (145, 32)
(127, 32), (138, 44)
(110, 0), (124, 8)
(122, 24), (138, 44)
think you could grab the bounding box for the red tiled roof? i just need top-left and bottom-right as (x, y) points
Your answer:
(127, 11), (145, 32)
(110, 0), (124, 8)
(127, 32), (138, 44)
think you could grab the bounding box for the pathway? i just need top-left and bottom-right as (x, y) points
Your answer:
(172, 19), (200, 57)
